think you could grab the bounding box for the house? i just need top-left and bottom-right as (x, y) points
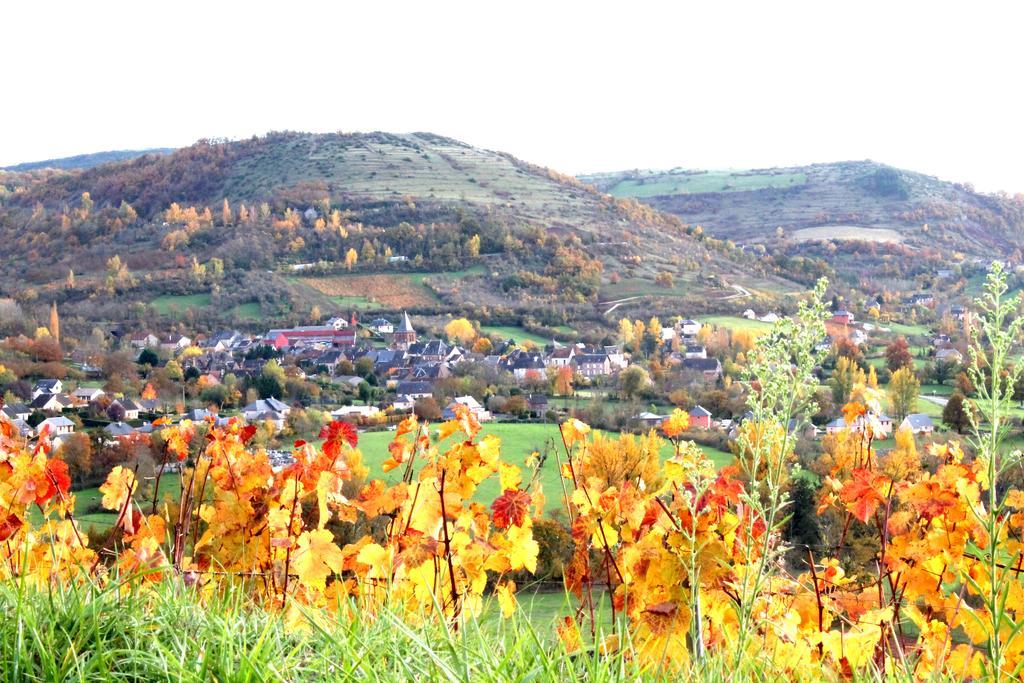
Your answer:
(104, 421), (136, 439)
(935, 348), (963, 364)
(742, 309), (757, 320)
(684, 345), (707, 360)
(901, 413), (935, 435)
(129, 332), (160, 349)
(443, 396), (491, 422)
(909, 293), (935, 307)
(72, 387), (105, 403)
(203, 330), (245, 351)
(395, 381), (434, 400)
(679, 319), (701, 337)
(2, 403), (30, 422)
(574, 354), (611, 379)
(38, 416), (75, 436)
(368, 318), (394, 335)
(758, 312), (780, 324)
(332, 405), (382, 419)
(545, 345), (576, 369)
(850, 329), (868, 346)
(950, 305), (967, 321)
(689, 405), (712, 429)
(263, 326), (356, 349)
(110, 398), (142, 421)
(332, 375), (365, 389)
(604, 345), (628, 370)
(831, 310), (855, 325)
(242, 398), (292, 422)
(29, 392), (69, 413)
(682, 357), (723, 381)
(825, 411), (893, 437)
(635, 412), (666, 429)
(325, 316), (350, 330)
(33, 379), (63, 398)
(160, 334), (192, 352)
(525, 394), (549, 417)
(510, 353), (547, 382)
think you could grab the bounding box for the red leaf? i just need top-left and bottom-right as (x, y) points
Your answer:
(294, 439), (307, 449)
(0, 513), (23, 542)
(240, 424), (257, 443)
(491, 488), (532, 529)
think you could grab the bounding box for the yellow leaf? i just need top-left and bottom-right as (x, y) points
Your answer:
(495, 580), (517, 618)
(99, 466), (137, 511)
(505, 525), (538, 573)
(292, 529), (345, 590)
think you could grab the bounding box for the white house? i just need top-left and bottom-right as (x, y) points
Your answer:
(332, 405), (381, 419)
(160, 334), (192, 352)
(900, 414), (935, 435)
(38, 416), (75, 436)
(679, 319), (701, 337)
(129, 332), (160, 349)
(72, 387), (105, 403)
(33, 379), (63, 398)
(443, 396), (491, 422)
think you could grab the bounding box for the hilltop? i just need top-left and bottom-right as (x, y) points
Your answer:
(0, 132), (791, 336)
(3, 148), (174, 172)
(582, 161), (1024, 289)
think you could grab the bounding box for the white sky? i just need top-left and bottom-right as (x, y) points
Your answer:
(3, 1), (1023, 193)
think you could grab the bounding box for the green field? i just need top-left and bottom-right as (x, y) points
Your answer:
(480, 326), (553, 347)
(359, 422), (732, 514)
(883, 321), (931, 337)
(701, 315), (774, 334)
(61, 424), (733, 525)
(150, 293), (212, 315)
(230, 302), (263, 319)
(603, 171), (807, 198)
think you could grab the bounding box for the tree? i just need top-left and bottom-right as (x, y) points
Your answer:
(885, 337), (913, 373)
(345, 248), (358, 271)
(942, 392), (971, 433)
(221, 198), (233, 226)
(138, 348), (159, 367)
(414, 396), (442, 421)
(467, 234), (481, 257)
(619, 365), (651, 401)
(618, 319), (635, 346)
(930, 360), (958, 386)
(444, 318), (477, 345)
(829, 356), (865, 405)
(49, 302), (60, 344)
(57, 433), (93, 486)
(106, 402), (126, 422)
(554, 365), (574, 396)
(655, 272), (674, 288)
(887, 366), (920, 421)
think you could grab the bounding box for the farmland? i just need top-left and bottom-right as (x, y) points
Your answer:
(150, 293), (212, 315)
(790, 226), (904, 243)
(480, 325), (554, 346)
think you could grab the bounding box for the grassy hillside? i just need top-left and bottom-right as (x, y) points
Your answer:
(582, 161), (1024, 289)
(0, 132), (795, 333)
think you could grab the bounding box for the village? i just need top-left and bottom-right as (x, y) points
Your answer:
(2, 288), (976, 484)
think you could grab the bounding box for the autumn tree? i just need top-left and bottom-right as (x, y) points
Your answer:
(829, 356), (865, 405)
(553, 365), (574, 396)
(885, 337), (913, 372)
(444, 318), (477, 345)
(345, 248), (358, 271)
(887, 366), (920, 421)
(49, 302), (60, 345)
(467, 234), (480, 257)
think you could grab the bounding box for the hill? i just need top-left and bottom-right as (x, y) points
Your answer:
(0, 132), (792, 336)
(581, 161), (1024, 289)
(3, 148), (175, 172)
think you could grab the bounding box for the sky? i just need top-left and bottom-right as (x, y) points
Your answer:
(3, 1), (1023, 193)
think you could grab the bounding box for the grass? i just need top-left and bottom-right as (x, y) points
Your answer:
(357, 422), (733, 514)
(701, 315), (773, 334)
(603, 170), (807, 198)
(0, 578), (798, 681)
(230, 301), (263, 320)
(480, 325), (553, 347)
(790, 226), (903, 243)
(150, 293), (212, 315)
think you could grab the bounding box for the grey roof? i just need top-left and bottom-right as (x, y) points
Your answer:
(104, 421), (136, 437)
(903, 413), (934, 429)
(397, 311), (414, 333)
(690, 405), (712, 417)
(243, 397), (290, 414)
